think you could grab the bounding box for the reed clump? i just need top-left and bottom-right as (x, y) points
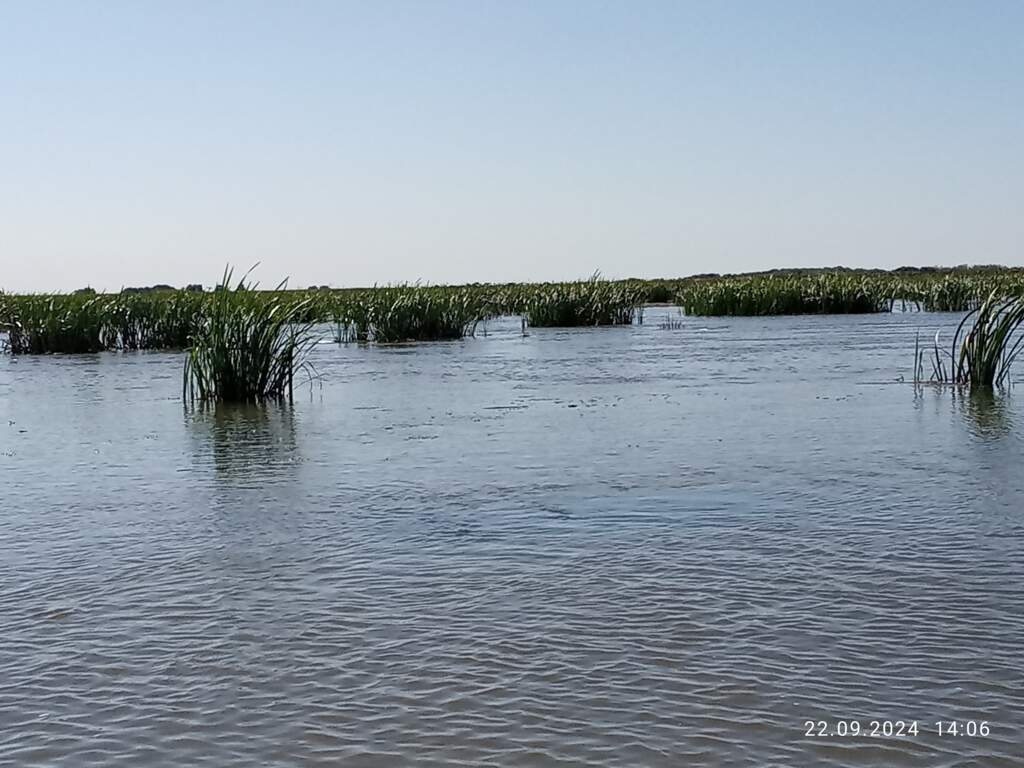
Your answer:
(521, 276), (644, 327)
(678, 274), (890, 316)
(183, 269), (316, 403)
(915, 292), (1024, 389)
(366, 286), (486, 342)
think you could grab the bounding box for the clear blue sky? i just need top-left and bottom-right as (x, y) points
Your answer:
(2, 1), (1022, 291)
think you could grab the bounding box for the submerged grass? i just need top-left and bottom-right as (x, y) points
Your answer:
(183, 269), (316, 403)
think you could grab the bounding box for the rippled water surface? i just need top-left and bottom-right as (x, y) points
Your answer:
(2, 311), (1023, 767)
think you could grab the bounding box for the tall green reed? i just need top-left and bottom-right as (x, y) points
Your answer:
(915, 291), (1024, 389)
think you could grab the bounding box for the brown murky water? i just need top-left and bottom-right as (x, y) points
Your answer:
(1, 312), (1022, 766)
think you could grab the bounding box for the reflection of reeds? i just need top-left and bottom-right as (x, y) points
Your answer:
(915, 292), (1024, 390)
(183, 268), (316, 403)
(184, 400), (301, 481)
(960, 388), (1012, 437)
(657, 312), (685, 330)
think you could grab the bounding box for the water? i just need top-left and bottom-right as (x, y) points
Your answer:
(1, 311), (1023, 767)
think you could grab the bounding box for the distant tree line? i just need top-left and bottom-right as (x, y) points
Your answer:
(74, 284), (206, 294)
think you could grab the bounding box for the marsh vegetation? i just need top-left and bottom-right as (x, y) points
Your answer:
(3, 268), (1024, 356)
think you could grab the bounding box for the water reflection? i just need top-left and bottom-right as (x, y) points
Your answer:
(957, 389), (1014, 439)
(6, 314), (1024, 767)
(186, 402), (300, 480)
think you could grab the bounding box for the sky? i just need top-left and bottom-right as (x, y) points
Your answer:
(1, 1), (1022, 292)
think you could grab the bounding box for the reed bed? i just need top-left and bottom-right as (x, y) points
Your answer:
(906, 274), (1024, 312)
(330, 286), (489, 343)
(678, 274), (891, 316)
(678, 270), (1024, 316)
(107, 290), (208, 350)
(6, 268), (1024, 354)
(0, 294), (111, 354)
(1, 290), (211, 353)
(520, 277), (645, 327)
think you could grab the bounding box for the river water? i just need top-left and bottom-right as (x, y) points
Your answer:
(1, 311), (1022, 767)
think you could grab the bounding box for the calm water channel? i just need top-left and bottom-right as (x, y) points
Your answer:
(1, 311), (1022, 767)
